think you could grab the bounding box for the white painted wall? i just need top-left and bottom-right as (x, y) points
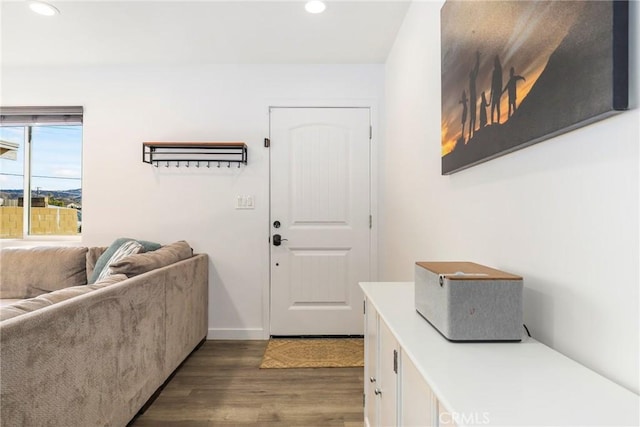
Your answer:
(381, 1), (639, 394)
(1, 64), (384, 339)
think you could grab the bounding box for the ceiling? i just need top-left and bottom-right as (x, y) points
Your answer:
(1, 1), (411, 67)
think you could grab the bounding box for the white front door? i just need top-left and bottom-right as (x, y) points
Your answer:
(269, 107), (371, 336)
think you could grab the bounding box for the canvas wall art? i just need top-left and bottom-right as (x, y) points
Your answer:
(440, 0), (628, 175)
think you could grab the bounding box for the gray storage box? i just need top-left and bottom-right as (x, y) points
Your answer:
(415, 262), (523, 342)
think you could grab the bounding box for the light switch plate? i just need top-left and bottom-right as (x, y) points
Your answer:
(235, 195), (254, 209)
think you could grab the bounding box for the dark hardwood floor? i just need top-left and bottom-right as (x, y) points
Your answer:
(131, 340), (364, 427)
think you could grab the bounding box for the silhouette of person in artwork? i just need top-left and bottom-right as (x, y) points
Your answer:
(479, 91), (490, 129)
(490, 55), (503, 124)
(468, 51), (480, 140)
(503, 66), (526, 118)
(459, 90), (468, 143)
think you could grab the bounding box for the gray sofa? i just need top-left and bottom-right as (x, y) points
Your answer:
(0, 242), (208, 426)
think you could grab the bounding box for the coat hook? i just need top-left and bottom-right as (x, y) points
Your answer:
(186, 161), (190, 168)
(217, 161), (221, 168)
(227, 161), (231, 168)
(176, 161), (180, 167)
(237, 162), (241, 168)
(207, 161), (210, 168)
(165, 161), (169, 168)
(154, 161), (158, 168)
(196, 161), (200, 168)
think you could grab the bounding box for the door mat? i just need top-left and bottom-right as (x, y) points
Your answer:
(259, 338), (364, 369)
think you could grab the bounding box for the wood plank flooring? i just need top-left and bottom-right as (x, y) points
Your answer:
(130, 340), (364, 427)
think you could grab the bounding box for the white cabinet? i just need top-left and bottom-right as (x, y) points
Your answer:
(364, 299), (399, 427)
(366, 298), (436, 427)
(361, 282), (639, 427)
(364, 298), (378, 426)
(378, 320), (399, 427)
(400, 351), (437, 427)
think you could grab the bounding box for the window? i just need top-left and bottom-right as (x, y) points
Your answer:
(0, 107), (83, 238)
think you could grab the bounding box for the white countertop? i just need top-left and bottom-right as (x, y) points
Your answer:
(360, 282), (640, 427)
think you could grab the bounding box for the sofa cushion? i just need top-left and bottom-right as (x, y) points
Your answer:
(0, 274), (127, 322)
(93, 240), (144, 283)
(92, 273), (129, 287)
(86, 246), (108, 280)
(110, 241), (193, 277)
(0, 246), (89, 299)
(89, 238), (160, 284)
(0, 305), (37, 322)
(0, 299), (23, 308)
(0, 295), (56, 322)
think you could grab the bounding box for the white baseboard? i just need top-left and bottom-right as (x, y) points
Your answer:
(207, 327), (268, 340)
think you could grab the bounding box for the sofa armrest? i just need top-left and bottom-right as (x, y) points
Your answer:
(163, 253), (209, 374)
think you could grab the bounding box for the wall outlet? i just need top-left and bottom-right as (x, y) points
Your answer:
(235, 195), (254, 209)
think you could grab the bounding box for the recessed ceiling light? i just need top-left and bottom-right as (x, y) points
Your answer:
(305, 1), (326, 14)
(29, 1), (60, 16)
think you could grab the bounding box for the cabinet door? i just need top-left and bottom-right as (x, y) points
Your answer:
(400, 352), (437, 426)
(379, 319), (399, 427)
(364, 298), (379, 427)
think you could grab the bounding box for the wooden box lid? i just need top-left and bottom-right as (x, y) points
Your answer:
(416, 261), (522, 281)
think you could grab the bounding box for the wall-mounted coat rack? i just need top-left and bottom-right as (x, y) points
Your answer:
(142, 142), (248, 168)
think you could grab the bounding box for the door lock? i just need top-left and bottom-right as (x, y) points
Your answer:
(273, 234), (288, 246)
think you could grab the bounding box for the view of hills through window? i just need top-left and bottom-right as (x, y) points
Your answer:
(0, 125), (82, 237)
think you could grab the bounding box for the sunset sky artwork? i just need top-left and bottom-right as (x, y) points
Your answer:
(440, 0), (628, 174)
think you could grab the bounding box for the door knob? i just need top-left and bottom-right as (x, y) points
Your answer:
(273, 234), (288, 246)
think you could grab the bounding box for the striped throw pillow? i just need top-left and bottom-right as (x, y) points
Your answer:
(95, 240), (144, 282)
